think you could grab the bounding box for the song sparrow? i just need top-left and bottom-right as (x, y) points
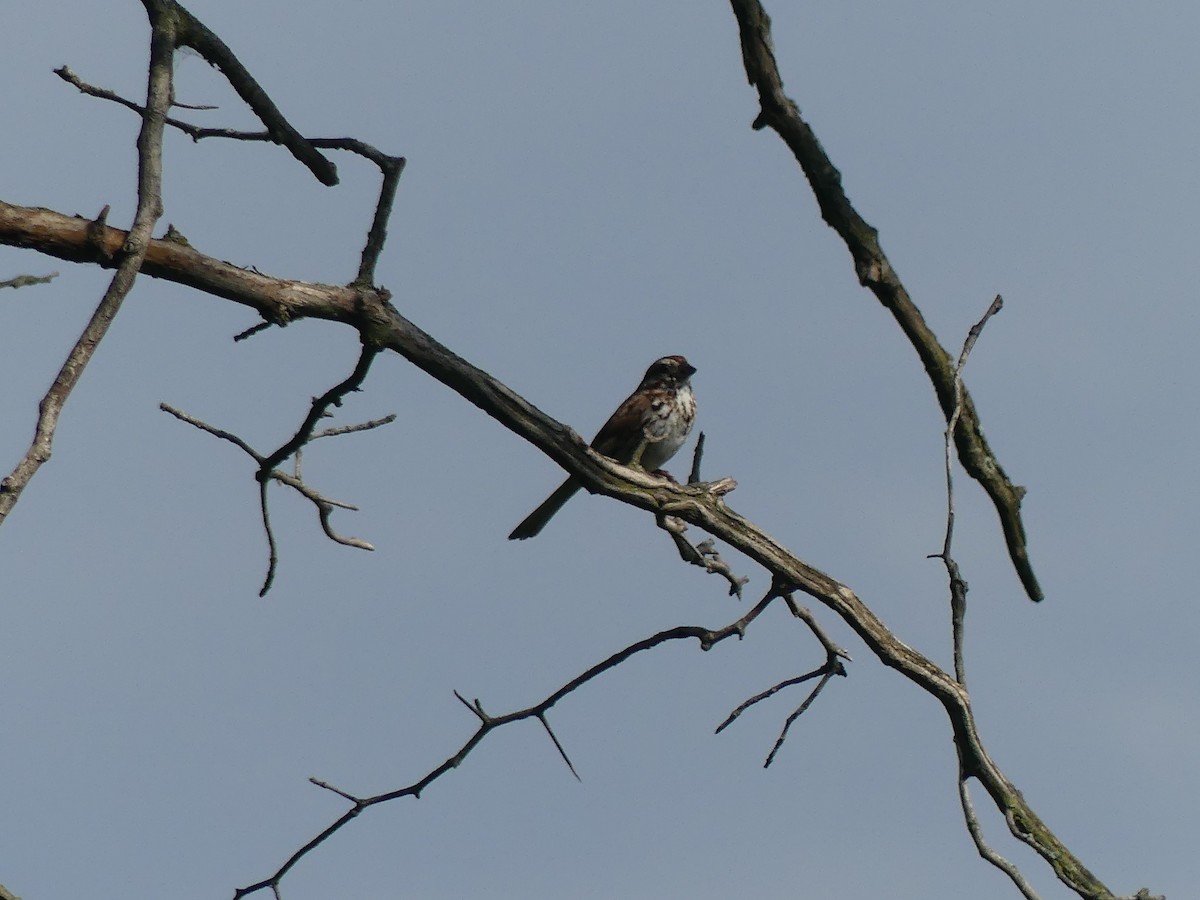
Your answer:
(508, 355), (697, 540)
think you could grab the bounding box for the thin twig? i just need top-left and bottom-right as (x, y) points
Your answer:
(714, 663), (832, 735)
(233, 321), (273, 342)
(782, 594), (852, 664)
(159, 402), (263, 461)
(235, 596), (781, 897)
(658, 507), (748, 597)
(311, 414), (397, 440)
(257, 477), (278, 597)
(257, 342), (380, 475)
(159, 401), (377, 597)
(959, 777), (1042, 900)
(0, 272), (57, 289)
(661, 433), (746, 594)
(762, 668), (837, 768)
(688, 431), (706, 485)
(931, 295), (1003, 685)
(715, 587), (849, 767)
(537, 714), (581, 782)
(354, 154), (406, 286)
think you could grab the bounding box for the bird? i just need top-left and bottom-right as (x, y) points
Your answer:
(508, 355), (697, 540)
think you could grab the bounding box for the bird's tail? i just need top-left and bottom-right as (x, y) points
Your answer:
(508, 478), (581, 540)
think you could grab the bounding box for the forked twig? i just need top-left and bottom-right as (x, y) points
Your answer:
(235, 595), (782, 897)
(159, 392), (388, 595)
(716, 587), (850, 766)
(930, 294), (1004, 685)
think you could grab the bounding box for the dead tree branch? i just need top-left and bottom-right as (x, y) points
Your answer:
(658, 433), (750, 596)
(727, 0), (1041, 604)
(0, 3), (1154, 897)
(169, 2), (337, 185)
(256, 342), (381, 475)
(0, 198), (1136, 895)
(932, 294), (1005, 685)
(54, 63), (405, 287)
(0, 272), (57, 290)
(959, 778), (1043, 900)
(716, 587), (851, 767)
(159, 398), (385, 595)
(0, 10), (174, 526)
(235, 591), (784, 898)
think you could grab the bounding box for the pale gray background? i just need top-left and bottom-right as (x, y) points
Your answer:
(2, 2), (1195, 898)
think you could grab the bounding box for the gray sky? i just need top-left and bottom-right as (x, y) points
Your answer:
(3, 2), (1196, 898)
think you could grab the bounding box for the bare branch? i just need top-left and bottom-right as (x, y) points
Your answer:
(353, 152), (406, 286)
(657, 503), (748, 597)
(537, 714), (581, 782)
(159, 402), (263, 461)
(727, 0), (1040, 603)
(233, 321), (273, 342)
(716, 588), (850, 767)
(931, 295), (1004, 685)
(782, 595), (852, 663)
(169, 2), (338, 185)
(762, 667), (839, 768)
(959, 777), (1043, 900)
(715, 664), (833, 736)
(309, 778), (360, 804)
(257, 477), (278, 597)
(257, 342), (381, 475)
(687, 430), (706, 485)
(54, 63), (405, 286)
(159, 402), (377, 596)
(2, 192), (1125, 897)
(237, 597), (781, 896)
(310, 414), (397, 441)
(0, 13), (174, 527)
(1, 12), (1137, 894)
(0, 272), (57, 290)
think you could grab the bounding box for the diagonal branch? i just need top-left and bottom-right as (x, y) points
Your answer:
(257, 341), (381, 475)
(167, 1), (337, 185)
(727, 0), (1041, 604)
(235, 593), (782, 897)
(0, 10), (174, 526)
(0, 201), (1139, 899)
(959, 777), (1043, 900)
